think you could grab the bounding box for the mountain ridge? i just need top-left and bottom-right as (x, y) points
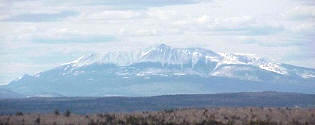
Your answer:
(62, 44), (314, 79)
(3, 44), (315, 97)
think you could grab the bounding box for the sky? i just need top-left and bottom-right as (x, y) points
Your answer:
(0, 0), (315, 85)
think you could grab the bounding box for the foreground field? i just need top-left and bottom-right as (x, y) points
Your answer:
(0, 107), (314, 125)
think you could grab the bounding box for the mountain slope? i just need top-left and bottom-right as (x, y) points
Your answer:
(4, 44), (315, 97)
(0, 88), (25, 99)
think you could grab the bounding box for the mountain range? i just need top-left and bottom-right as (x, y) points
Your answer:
(1, 44), (315, 97)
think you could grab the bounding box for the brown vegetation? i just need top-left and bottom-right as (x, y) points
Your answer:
(0, 107), (314, 125)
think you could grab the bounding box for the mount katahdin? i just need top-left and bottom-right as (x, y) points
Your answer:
(3, 44), (315, 97)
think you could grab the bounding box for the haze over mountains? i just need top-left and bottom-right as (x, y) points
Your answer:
(1, 44), (315, 97)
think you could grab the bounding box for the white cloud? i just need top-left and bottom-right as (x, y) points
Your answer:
(1, 0), (315, 85)
(78, 10), (142, 21)
(287, 23), (315, 33)
(283, 5), (315, 20)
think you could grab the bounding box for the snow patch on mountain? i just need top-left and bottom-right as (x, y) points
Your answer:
(217, 53), (287, 75)
(301, 73), (315, 79)
(211, 65), (261, 81)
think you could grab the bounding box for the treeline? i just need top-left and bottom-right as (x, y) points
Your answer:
(0, 107), (314, 125)
(2, 92), (315, 114)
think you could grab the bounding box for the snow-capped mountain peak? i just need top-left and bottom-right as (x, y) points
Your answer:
(217, 53), (287, 75)
(6, 44), (315, 97)
(65, 44), (289, 75)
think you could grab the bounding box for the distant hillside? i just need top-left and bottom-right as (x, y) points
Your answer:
(0, 88), (25, 99)
(0, 91), (314, 114)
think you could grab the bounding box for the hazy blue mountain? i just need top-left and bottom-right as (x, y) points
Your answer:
(3, 44), (315, 97)
(0, 88), (25, 99)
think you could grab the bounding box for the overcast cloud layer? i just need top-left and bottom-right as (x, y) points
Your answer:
(0, 0), (315, 85)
